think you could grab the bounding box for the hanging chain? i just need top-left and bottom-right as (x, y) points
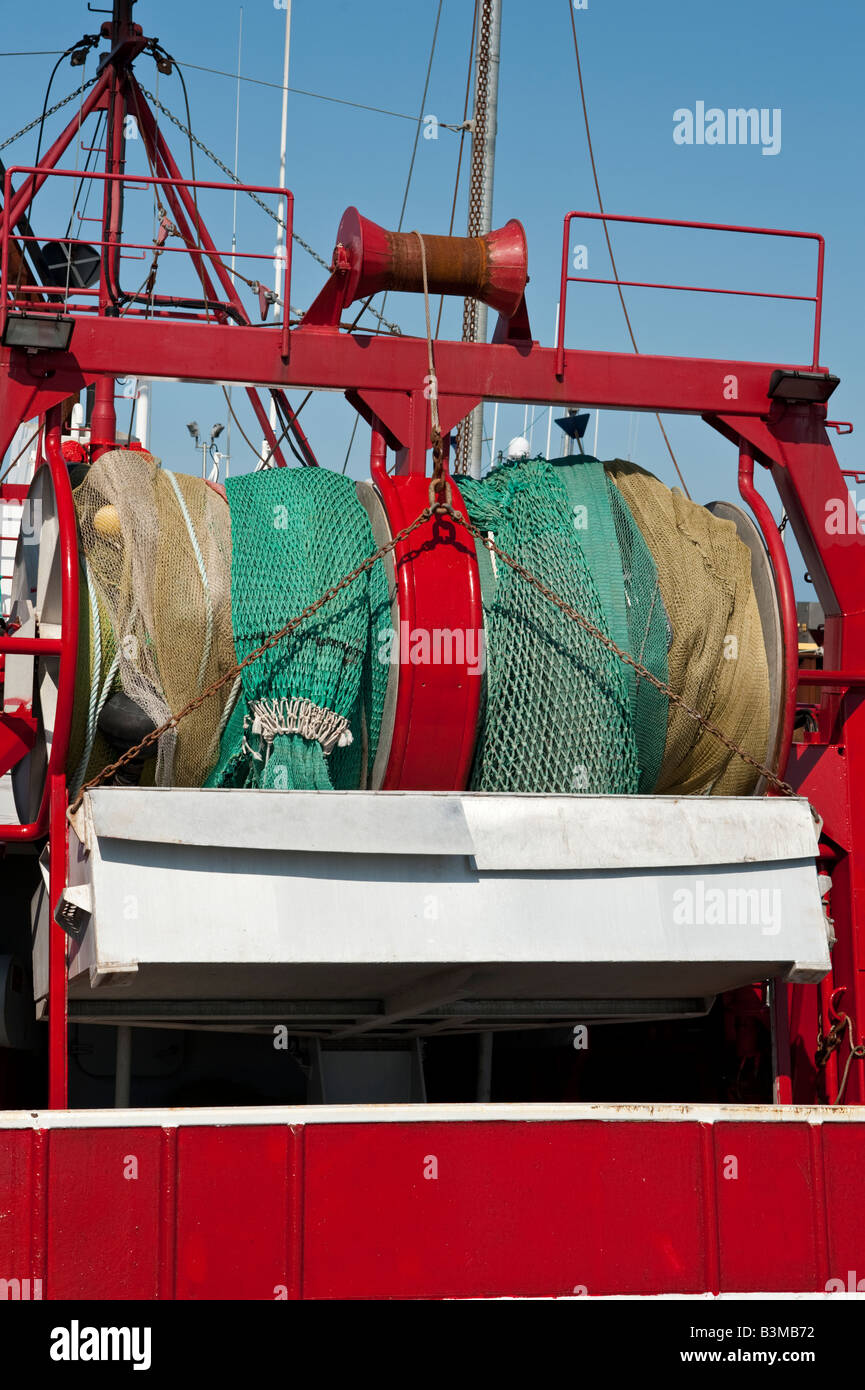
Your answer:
(816, 989), (865, 1104)
(0, 78), (99, 156)
(456, 0), (492, 474)
(136, 85), (403, 336)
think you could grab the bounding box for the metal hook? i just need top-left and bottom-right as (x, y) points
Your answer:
(829, 987), (847, 1026)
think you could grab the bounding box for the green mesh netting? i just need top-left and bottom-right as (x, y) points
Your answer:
(206, 467), (390, 790)
(602, 467), (671, 791)
(541, 455), (670, 791)
(206, 456), (671, 796)
(458, 454), (655, 794)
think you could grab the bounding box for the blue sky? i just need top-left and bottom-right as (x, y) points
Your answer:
(2, 0), (862, 594)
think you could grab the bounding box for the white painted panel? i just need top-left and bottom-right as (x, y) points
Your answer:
(61, 789), (831, 1008)
(82, 788), (819, 869)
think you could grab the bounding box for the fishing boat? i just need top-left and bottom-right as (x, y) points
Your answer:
(0, 0), (862, 1307)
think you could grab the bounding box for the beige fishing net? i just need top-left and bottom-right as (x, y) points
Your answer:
(70, 449), (236, 789)
(604, 460), (770, 795)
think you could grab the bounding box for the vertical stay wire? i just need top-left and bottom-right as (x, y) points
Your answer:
(434, 0), (479, 339)
(349, 0), (444, 334)
(565, 2), (691, 498)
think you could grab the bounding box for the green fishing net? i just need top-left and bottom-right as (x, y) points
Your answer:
(458, 454), (668, 794)
(206, 454), (671, 796)
(206, 467), (390, 791)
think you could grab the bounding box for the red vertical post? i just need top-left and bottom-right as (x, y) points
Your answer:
(48, 772), (69, 1108)
(98, 57), (128, 317)
(737, 443), (799, 782)
(89, 377), (117, 459)
(555, 213), (572, 378)
(818, 975), (840, 1102)
(281, 197), (292, 362)
(369, 417), (387, 478)
(770, 980), (793, 1105)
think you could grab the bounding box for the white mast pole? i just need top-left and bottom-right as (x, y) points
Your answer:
(489, 401), (499, 466)
(269, 1), (291, 444)
(226, 5), (243, 477)
(546, 302), (559, 459)
(262, 2), (291, 461)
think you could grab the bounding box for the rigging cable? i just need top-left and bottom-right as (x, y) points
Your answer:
(171, 58), (463, 131)
(434, 0), (479, 339)
(565, 1), (691, 499)
(136, 84), (402, 335)
(348, 0), (444, 335)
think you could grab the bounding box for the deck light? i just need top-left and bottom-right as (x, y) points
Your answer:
(1, 314), (74, 352)
(767, 370), (839, 404)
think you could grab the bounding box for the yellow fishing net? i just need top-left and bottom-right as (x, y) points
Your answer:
(70, 449), (236, 789)
(604, 460), (770, 795)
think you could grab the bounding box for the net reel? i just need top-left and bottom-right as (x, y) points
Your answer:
(3, 441), (787, 820)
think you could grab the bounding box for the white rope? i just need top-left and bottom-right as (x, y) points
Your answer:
(217, 673), (243, 740)
(249, 695), (353, 758)
(164, 469), (214, 691)
(69, 561), (102, 794)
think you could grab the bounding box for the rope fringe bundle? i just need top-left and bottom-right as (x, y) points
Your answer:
(245, 696), (353, 761)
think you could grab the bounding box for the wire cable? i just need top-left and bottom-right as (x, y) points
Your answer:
(136, 83), (402, 335)
(172, 57), (461, 130)
(565, 2), (691, 498)
(434, 0), (478, 339)
(352, 0), (444, 334)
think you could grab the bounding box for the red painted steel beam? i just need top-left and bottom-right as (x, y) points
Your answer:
(2, 322), (821, 419)
(798, 671), (865, 687)
(2, 1110), (862, 1298)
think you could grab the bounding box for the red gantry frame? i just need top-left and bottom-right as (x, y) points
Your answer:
(0, 1), (864, 1119)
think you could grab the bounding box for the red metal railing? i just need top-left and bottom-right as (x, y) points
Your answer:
(556, 212), (826, 376)
(1, 167), (294, 361)
(0, 409), (79, 843)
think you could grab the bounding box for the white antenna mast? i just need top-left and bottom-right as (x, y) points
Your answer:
(266, 0), (292, 454)
(460, 0), (502, 479)
(226, 5), (243, 478)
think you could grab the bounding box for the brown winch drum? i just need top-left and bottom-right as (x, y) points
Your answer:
(329, 207), (528, 317)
